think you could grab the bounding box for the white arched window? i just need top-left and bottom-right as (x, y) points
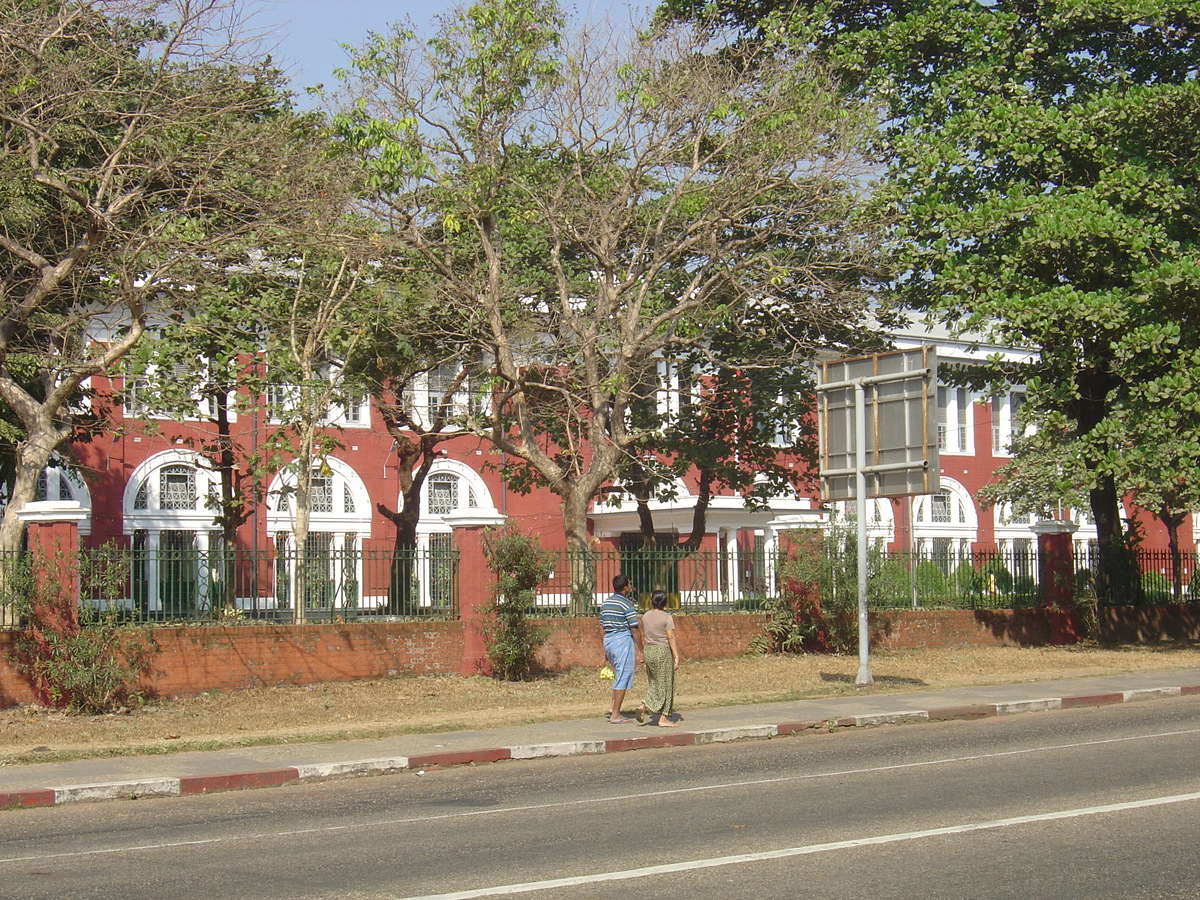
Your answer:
(994, 503), (1039, 584)
(123, 450), (223, 615)
(396, 460), (499, 609)
(911, 478), (977, 569)
(830, 498), (896, 548)
(266, 457), (372, 613)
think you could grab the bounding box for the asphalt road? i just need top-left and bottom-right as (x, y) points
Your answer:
(2, 696), (1200, 900)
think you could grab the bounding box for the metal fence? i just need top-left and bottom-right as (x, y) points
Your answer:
(856, 549), (1042, 610)
(0, 544), (458, 625)
(2, 541), (1197, 628)
(855, 547), (1200, 610)
(533, 549), (763, 614)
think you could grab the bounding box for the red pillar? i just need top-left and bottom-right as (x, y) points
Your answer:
(445, 512), (506, 676)
(1033, 519), (1080, 645)
(14, 501), (89, 629)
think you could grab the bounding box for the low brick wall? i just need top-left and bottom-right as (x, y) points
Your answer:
(874, 609), (1054, 648)
(1098, 605), (1200, 642)
(533, 614), (769, 671)
(141, 622), (465, 698)
(1, 606), (1197, 706)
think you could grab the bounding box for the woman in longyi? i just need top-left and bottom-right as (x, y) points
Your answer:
(635, 590), (680, 726)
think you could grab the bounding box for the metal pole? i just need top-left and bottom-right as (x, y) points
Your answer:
(855, 381), (873, 685)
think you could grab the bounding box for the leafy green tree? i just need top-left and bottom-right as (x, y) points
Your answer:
(0, 0), (336, 560)
(662, 0), (1200, 602)
(334, 0), (879, 609)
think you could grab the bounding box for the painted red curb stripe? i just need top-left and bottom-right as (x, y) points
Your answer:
(927, 705), (997, 721)
(407, 748), (511, 768)
(179, 768), (299, 795)
(0, 789), (55, 809)
(604, 733), (695, 753)
(1061, 692), (1123, 709)
(1180, 684), (1200, 696)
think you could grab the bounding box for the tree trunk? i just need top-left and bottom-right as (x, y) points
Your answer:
(378, 503), (421, 616)
(0, 425), (66, 626)
(212, 388), (247, 613)
(1162, 510), (1184, 602)
(561, 489), (595, 616)
(377, 431), (439, 615)
(0, 424), (66, 554)
(1088, 476), (1142, 605)
(1075, 371), (1141, 604)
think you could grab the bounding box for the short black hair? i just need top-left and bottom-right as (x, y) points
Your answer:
(650, 590), (668, 609)
(613, 573), (631, 593)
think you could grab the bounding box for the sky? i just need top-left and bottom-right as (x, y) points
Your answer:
(254, 0), (653, 96)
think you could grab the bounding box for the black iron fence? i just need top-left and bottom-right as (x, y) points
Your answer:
(1, 541), (1197, 628)
(534, 549), (757, 615)
(0, 544), (458, 625)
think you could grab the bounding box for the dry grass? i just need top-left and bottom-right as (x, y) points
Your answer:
(3, 642), (1200, 766)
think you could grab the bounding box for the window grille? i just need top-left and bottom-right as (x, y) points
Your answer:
(311, 476), (334, 513)
(429, 473), (458, 515)
(931, 491), (952, 524)
(159, 465), (197, 510)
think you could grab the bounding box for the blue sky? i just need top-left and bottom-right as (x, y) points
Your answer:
(255, 0), (652, 95)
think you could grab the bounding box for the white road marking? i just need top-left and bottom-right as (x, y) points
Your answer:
(2, 725), (1199, 864)
(397, 791), (1200, 899)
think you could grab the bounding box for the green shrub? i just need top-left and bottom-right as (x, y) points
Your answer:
(913, 561), (949, 605)
(480, 527), (554, 680)
(1140, 572), (1172, 605)
(868, 555), (915, 608)
(750, 527), (860, 655)
(8, 550), (155, 714)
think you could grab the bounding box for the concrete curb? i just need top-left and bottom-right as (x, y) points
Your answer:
(5, 680), (1199, 810)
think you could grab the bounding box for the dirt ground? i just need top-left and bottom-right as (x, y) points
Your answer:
(3, 642), (1200, 766)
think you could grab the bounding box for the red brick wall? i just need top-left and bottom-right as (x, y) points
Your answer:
(873, 609), (1053, 648)
(533, 614), (769, 670)
(1098, 606), (1200, 642)
(140, 623), (466, 698)
(1, 607), (1196, 706)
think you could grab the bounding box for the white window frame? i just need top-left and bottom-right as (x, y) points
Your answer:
(936, 385), (974, 455)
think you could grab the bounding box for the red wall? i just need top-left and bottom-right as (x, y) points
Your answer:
(3, 607), (1198, 707)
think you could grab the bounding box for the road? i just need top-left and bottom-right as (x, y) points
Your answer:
(2, 697), (1199, 900)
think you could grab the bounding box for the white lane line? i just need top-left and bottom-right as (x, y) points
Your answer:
(398, 791), (1200, 900)
(3, 726), (1199, 864)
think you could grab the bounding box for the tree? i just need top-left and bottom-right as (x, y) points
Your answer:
(335, 0), (880, 609)
(0, 0), (336, 559)
(618, 343), (820, 552)
(663, 0), (1200, 602)
(119, 290), (270, 614)
(253, 242), (380, 623)
(354, 341), (483, 614)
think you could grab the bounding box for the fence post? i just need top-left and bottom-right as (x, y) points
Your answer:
(11, 501), (88, 628)
(1033, 519), (1080, 644)
(445, 511), (506, 676)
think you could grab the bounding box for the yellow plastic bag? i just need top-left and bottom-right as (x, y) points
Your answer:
(598, 664), (614, 681)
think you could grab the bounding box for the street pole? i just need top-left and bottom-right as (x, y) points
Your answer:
(855, 380), (873, 685)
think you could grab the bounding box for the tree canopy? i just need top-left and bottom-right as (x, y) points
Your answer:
(662, 0), (1200, 601)
(333, 0), (882, 596)
(0, 0), (339, 553)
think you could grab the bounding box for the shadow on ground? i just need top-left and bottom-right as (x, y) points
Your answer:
(820, 672), (927, 687)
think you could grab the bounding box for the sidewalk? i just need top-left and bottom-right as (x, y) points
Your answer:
(4, 668), (1200, 810)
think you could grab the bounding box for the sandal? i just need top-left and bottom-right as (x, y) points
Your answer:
(635, 705), (646, 724)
